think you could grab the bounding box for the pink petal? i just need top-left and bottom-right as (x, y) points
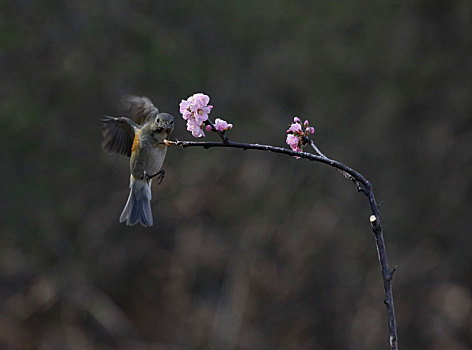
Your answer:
(286, 134), (300, 150)
(288, 123), (302, 133)
(192, 127), (205, 138)
(186, 121), (195, 133)
(182, 110), (193, 120)
(192, 93), (210, 109)
(179, 100), (191, 114)
(213, 118), (227, 131)
(211, 118), (233, 132)
(201, 106), (212, 115)
(194, 111), (209, 123)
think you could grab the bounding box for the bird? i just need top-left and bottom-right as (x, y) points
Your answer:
(101, 96), (174, 227)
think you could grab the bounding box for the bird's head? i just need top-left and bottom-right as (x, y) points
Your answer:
(151, 113), (174, 136)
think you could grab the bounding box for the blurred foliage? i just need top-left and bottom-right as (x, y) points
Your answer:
(1, 0), (472, 349)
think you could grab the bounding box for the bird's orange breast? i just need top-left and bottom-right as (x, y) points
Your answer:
(131, 129), (141, 154)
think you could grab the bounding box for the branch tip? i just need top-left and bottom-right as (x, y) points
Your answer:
(164, 139), (176, 146)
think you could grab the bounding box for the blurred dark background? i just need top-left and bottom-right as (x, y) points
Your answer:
(1, 1), (471, 349)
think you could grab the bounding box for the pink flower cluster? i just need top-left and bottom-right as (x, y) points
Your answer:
(179, 93), (233, 137)
(179, 93), (213, 138)
(205, 118), (233, 132)
(286, 117), (315, 154)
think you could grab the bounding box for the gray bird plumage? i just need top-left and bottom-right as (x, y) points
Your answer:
(101, 97), (174, 227)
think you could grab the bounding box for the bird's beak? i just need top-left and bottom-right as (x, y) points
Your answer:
(164, 123), (173, 132)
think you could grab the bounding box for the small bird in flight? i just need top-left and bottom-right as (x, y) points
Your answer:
(102, 96), (174, 227)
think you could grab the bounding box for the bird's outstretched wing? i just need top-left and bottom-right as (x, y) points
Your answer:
(120, 95), (159, 125)
(101, 116), (140, 157)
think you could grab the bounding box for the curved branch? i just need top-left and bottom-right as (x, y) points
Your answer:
(167, 138), (398, 350)
(174, 139), (370, 189)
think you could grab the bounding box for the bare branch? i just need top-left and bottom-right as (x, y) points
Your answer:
(167, 137), (399, 350)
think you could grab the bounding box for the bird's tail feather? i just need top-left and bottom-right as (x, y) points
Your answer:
(120, 178), (153, 227)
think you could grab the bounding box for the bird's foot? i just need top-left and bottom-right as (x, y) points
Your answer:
(144, 170), (165, 185)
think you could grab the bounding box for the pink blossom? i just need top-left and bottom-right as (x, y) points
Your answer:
(187, 118), (205, 138)
(285, 117), (316, 157)
(179, 99), (192, 114)
(287, 122), (302, 134)
(286, 134), (301, 152)
(190, 95), (212, 122)
(179, 93), (213, 138)
(181, 109), (193, 121)
(191, 126), (205, 138)
(214, 118), (233, 131)
(191, 93), (210, 109)
(194, 108), (210, 123)
(186, 117), (199, 129)
(205, 118), (233, 132)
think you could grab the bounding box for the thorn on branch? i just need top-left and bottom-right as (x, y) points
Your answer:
(388, 266), (397, 281)
(355, 181), (369, 195)
(335, 168), (370, 196)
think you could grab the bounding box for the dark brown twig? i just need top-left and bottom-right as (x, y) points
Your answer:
(165, 137), (398, 350)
